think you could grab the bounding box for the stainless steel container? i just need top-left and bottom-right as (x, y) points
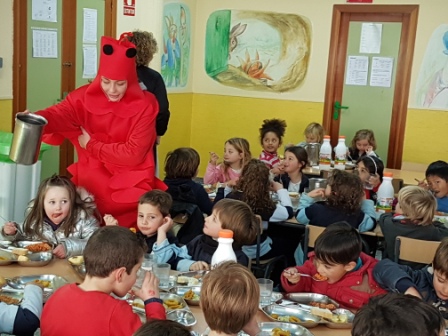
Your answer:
(9, 113), (48, 165)
(305, 143), (320, 167)
(309, 178), (327, 191)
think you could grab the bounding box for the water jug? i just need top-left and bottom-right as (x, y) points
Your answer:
(309, 178), (327, 191)
(305, 143), (320, 167)
(9, 113), (48, 165)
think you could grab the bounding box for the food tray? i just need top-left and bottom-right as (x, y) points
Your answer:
(285, 293), (339, 309)
(15, 241), (53, 251)
(0, 241), (12, 249)
(258, 322), (315, 336)
(131, 293), (189, 314)
(71, 264), (86, 279)
(175, 270), (209, 286)
(166, 309), (197, 327)
(0, 249), (17, 266)
(17, 252), (53, 267)
(262, 304), (321, 328)
(169, 286), (201, 306)
(6, 274), (68, 292)
(0, 291), (23, 305)
(322, 308), (355, 329)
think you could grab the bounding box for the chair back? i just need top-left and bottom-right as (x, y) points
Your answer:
(394, 236), (441, 265)
(303, 225), (325, 260)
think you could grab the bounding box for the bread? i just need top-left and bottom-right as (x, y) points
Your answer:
(18, 255), (29, 261)
(0, 276), (6, 287)
(11, 248), (29, 256)
(310, 307), (333, 320)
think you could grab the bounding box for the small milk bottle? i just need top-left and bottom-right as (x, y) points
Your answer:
(319, 135), (332, 171)
(334, 136), (347, 170)
(211, 230), (237, 269)
(376, 172), (394, 213)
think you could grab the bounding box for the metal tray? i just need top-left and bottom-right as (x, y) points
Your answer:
(0, 291), (23, 305)
(17, 252), (53, 267)
(169, 286), (201, 306)
(285, 293), (339, 309)
(258, 322), (315, 336)
(71, 264), (86, 279)
(322, 308), (355, 329)
(166, 309), (197, 327)
(0, 249), (17, 266)
(160, 292), (188, 310)
(175, 270), (209, 286)
(0, 241), (12, 249)
(130, 293), (189, 314)
(262, 304), (321, 329)
(15, 241), (53, 251)
(6, 274), (68, 292)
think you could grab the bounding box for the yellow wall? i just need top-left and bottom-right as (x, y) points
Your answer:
(0, 99), (12, 132)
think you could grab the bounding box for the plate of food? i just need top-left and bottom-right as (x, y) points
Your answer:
(16, 252), (53, 267)
(0, 291), (23, 306)
(166, 309), (197, 327)
(6, 274), (68, 292)
(16, 241), (53, 253)
(262, 304), (321, 328)
(169, 286), (201, 306)
(258, 322), (315, 336)
(322, 308), (355, 329)
(176, 270), (208, 286)
(0, 249), (17, 266)
(284, 293), (339, 310)
(130, 293), (189, 314)
(68, 256), (86, 279)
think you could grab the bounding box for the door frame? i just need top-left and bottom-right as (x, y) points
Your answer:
(322, 5), (419, 169)
(12, 0), (117, 176)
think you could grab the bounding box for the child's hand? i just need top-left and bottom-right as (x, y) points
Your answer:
(416, 178), (429, 190)
(78, 127), (91, 149)
(53, 244), (66, 259)
(135, 271), (160, 301)
(226, 178), (238, 187)
(158, 217), (173, 234)
(307, 188), (325, 199)
(366, 146), (374, 155)
(103, 214), (118, 226)
(189, 261), (210, 271)
(209, 152), (219, 166)
(282, 267), (301, 284)
(3, 222), (17, 235)
(404, 286), (422, 299)
(369, 174), (381, 188)
(270, 181), (284, 192)
(271, 163), (284, 175)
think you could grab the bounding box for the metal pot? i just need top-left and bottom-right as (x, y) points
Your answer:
(309, 178), (327, 191)
(9, 113), (48, 165)
(304, 143), (320, 167)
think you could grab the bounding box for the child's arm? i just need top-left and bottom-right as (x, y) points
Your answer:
(60, 216), (100, 258)
(203, 153), (224, 184)
(1, 222), (26, 241)
(156, 217), (174, 246)
(358, 199), (377, 232)
(153, 238), (191, 267)
(133, 271), (165, 320)
(195, 184), (213, 215)
(270, 186), (293, 221)
(280, 262), (314, 293)
(296, 192), (319, 224)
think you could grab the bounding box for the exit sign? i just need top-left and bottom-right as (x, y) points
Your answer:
(347, 0), (373, 2)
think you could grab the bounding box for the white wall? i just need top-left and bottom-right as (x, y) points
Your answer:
(0, 0), (13, 99)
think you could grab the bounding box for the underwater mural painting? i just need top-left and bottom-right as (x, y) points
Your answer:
(205, 10), (312, 93)
(416, 25), (448, 110)
(161, 3), (191, 88)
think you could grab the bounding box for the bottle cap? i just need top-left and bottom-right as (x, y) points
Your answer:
(323, 135), (330, 139)
(384, 172), (393, 177)
(338, 135), (345, 139)
(219, 230), (234, 238)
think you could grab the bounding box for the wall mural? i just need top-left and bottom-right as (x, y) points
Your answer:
(415, 25), (448, 110)
(161, 3), (191, 88)
(205, 10), (311, 93)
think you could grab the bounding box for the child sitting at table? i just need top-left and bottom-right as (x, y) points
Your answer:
(276, 146), (310, 193)
(1, 175), (99, 258)
(281, 222), (386, 309)
(134, 319), (191, 336)
(204, 137), (251, 186)
(258, 118), (287, 172)
(104, 190), (178, 255)
(352, 293), (445, 336)
(0, 281), (44, 336)
(40, 226), (165, 335)
(348, 129), (378, 161)
(418, 160), (448, 213)
(163, 147), (213, 215)
(379, 186), (448, 269)
(374, 238), (448, 319)
(201, 261), (260, 336)
(296, 122), (324, 147)
(154, 199), (258, 271)
(356, 155), (384, 202)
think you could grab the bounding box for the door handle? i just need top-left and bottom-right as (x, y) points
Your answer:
(333, 101), (349, 120)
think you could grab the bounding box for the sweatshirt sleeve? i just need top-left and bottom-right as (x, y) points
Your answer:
(204, 163), (225, 184)
(296, 194), (315, 224)
(358, 200), (377, 232)
(280, 261), (314, 293)
(269, 189), (293, 221)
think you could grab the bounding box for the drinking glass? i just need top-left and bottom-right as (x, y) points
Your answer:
(257, 278), (274, 306)
(134, 268), (146, 289)
(288, 192), (300, 211)
(154, 263), (171, 288)
(142, 253), (155, 272)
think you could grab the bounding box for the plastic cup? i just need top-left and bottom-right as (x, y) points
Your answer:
(288, 192), (300, 211)
(154, 263), (171, 288)
(142, 253), (155, 272)
(134, 268), (146, 288)
(257, 278), (274, 306)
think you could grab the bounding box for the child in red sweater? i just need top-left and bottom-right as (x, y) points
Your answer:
(41, 226), (165, 336)
(281, 222), (386, 309)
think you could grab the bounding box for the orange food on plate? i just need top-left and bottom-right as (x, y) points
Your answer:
(0, 295), (20, 305)
(26, 242), (52, 253)
(313, 273), (328, 281)
(309, 301), (337, 311)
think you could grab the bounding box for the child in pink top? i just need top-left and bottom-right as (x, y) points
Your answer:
(258, 119), (287, 173)
(204, 138), (251, 185)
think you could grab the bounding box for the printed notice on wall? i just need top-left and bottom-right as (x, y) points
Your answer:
(345, 56), (369, 86)
(32, 0), (57, 23)
(83, 8), (98, 43)
(360, 23), (382, 54)
(370, 57), (394, 87)
(32, 29), (58, 58)
(83, 45), (98, 78)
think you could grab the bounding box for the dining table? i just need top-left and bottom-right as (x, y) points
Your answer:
(0, 259), (352, 336)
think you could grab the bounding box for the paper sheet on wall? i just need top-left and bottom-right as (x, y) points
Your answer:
(360, 23), (382, 54)
(345, 56), (369, 86)
(83, 8), (98, 43)
(32, 0), (57, 23)
(83, 45), (98, 78)
(370, 57), (394, 87)
(32, 29), (58, 58)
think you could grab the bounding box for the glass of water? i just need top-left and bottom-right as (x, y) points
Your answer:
(154, 263), (171, 288)
(257, 278), (274, 307)
(142, 253), (155, 272)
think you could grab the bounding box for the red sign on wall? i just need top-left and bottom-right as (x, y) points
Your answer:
(347, 0), (373, 2)
(123, 0), (135, 16)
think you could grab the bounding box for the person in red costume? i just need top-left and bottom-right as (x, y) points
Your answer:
(34, 33), (166, 228)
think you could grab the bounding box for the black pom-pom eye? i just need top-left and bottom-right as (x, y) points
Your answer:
(126, 48), (137, 58)
(103, 44), (113, 55)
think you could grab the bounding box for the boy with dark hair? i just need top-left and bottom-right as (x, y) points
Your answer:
(374, 238), (448, 319)
(41, 226), (165, 336)
(281, 222), (386, 309)
(352, 293), (445, 336)
(134, 319), (191, 336)
(419, 160), (448, 213)
(104, 190), (177, 254)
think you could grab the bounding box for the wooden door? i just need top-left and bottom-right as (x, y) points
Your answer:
(322, 5), (418, 169)
(12, 0), (116, 179)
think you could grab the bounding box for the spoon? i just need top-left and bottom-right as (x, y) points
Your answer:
(283, 270), (327, 282)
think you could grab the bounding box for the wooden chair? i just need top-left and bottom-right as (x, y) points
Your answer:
(394, 236), (441, 265)
(303, 225), (325, 261)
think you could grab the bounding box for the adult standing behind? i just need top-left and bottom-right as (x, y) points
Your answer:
(34, 33), (166, 228)
(127, 31), (170, 146)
